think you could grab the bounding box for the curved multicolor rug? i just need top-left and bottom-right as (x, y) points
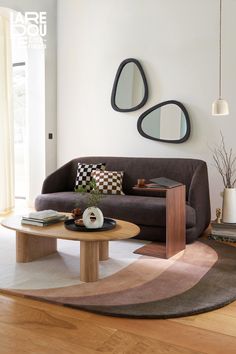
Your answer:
(0, 226), (236, 318)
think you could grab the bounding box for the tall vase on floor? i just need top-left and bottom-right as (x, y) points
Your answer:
(212, 133), (236, 224)
(222, 188), (236, 223)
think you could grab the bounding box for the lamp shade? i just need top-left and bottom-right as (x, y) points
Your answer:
(212, 99), (229, 116)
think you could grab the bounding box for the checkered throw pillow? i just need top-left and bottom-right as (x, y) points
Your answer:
(91, 170), (125, 195)
(75, 163), (106, 192)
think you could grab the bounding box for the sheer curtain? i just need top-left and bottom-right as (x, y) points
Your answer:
(0, 13), (14, 214)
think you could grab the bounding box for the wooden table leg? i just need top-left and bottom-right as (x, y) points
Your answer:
(80, 241), (99, 282)
(99, 241), (109, 261)
(16, 231), (57, 263)
(166, 185), (186, 258)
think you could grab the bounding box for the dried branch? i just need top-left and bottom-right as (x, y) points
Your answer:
(211, 132), (236, 188)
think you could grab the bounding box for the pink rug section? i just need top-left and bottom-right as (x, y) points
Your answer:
(10, 241), (218, 307)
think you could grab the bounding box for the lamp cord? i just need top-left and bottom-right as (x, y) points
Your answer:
(219, 0), (222, 99)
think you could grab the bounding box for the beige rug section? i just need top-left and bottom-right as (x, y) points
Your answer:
(0, 225), (147, 289)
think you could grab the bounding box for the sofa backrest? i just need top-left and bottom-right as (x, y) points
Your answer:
(69, 156), (207, 200)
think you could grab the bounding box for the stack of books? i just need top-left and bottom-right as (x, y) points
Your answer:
(147, 177), (182, 189)
(209, 221), (236, 243)
(21, 210), (68, 227)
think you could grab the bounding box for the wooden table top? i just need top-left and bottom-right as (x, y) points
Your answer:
(1, 215), (140, 242)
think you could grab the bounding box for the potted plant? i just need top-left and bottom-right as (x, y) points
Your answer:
(75, 179), (104, 228)
(212, 133), (236, 223)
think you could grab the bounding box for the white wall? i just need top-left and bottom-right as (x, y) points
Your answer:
(0, 0), (57, 177)
(57, 0), (236, 215)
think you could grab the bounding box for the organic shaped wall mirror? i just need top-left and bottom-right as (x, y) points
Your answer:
(137, 100), (191, 143)
(111, 58), (148, 112)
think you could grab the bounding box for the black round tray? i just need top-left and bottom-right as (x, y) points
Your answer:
(64, 217), (116, 232)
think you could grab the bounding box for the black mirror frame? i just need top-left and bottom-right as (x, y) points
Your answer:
(111, 58), (148, 112)
(137, 100), (191, 144)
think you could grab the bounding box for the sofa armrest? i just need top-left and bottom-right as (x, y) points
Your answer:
(188, 162), (211, 234)
(41, 160), (74, 194)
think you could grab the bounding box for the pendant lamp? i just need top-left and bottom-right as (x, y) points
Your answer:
(212, 0), (229, 116)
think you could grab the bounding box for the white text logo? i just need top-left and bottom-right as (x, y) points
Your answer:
(11, 12), (47, 49)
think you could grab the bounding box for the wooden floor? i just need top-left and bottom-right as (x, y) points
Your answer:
(0, 293), (236, 354)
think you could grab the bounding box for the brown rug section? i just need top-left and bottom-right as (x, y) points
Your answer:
(2, 239), (236, 318)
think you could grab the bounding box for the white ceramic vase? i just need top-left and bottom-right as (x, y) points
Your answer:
(222, 188), (236, 223)
(82, 207), (104, 229)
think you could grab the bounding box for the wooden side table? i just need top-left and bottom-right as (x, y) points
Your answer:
(133, 184), (186, 258)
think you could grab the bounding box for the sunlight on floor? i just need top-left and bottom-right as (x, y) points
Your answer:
(0, 199), (33, 222)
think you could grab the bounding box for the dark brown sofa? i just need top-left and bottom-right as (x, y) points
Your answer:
(35, 157), (211, 243)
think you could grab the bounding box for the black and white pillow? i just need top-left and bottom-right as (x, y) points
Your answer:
(91, 170), (125, 195)
(75, 163), (106, 192)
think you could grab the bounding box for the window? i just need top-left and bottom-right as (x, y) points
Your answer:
(12, 61), (26, 198)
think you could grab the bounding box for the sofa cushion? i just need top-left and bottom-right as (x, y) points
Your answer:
(91, 170), (125, 195)
(35, 192), (196, 228)
(74, 162), (106, 191)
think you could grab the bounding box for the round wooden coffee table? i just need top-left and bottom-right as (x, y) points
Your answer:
(1, 215), (140, 282)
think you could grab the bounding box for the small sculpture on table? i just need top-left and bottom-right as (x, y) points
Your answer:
(71, 208), (84, 226)
(215, 208), (222, 224)
(137, 178), (146, 188)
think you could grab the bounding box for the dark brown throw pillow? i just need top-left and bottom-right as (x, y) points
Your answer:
(91, 170), (125, 195)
